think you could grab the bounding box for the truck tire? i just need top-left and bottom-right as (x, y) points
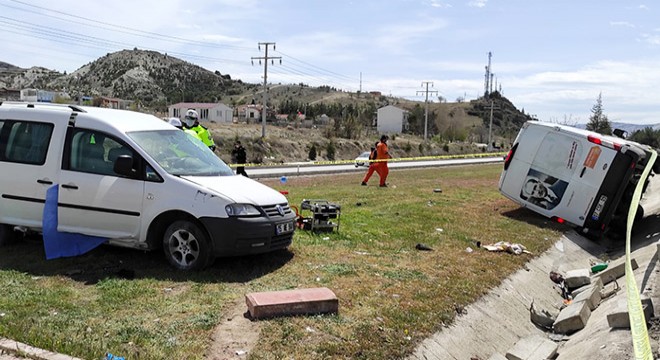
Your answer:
(162, 220), (213, 271)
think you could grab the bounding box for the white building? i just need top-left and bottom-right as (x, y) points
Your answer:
(168, 102), (234, 123)
(377, 105), (408, 134)
(20, 88), (56, 103)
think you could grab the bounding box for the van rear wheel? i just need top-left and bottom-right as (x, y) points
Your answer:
(163, 220), (212, 271)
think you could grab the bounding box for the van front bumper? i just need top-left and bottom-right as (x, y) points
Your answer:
(200, 213), (297, 257)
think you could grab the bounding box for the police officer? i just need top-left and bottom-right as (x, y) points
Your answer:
(231, 140), (248, 177)
(168, 117), (201, 141)
(184, 109), (216, 151)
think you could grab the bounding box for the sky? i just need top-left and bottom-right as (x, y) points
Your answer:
(1, 0), (659, 125)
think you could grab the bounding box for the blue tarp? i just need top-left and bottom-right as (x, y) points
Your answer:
(42, 185), (108, 260)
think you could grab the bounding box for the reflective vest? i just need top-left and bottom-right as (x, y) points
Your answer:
(184, 128), (201, 141)
(190, 125), (215, 148)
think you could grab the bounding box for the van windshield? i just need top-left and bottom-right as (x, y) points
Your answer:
(128, 130), (234, 176)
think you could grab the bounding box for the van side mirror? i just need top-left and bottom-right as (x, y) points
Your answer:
(613, 128), (628, 139)
(113, 155), (135, 177)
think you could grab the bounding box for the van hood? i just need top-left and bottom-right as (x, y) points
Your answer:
(181, 175), (288, 205)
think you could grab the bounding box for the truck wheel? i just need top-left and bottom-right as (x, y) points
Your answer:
(0, 224), (15, 246)
(163, 220), (212, 271)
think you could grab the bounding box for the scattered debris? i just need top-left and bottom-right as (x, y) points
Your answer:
(235, 350), (247, 356)
(481, 241), (531, 255)
(427, 200), (434, 207)
(433, 188), (442, 193)
(415, 243), (433, 251)
(436, 228), (443, 233)
(529, 300), (556, 330)
(590, 263), (608, 274)
(465, 247), (473, 253)
(549, 271), (572, 300)
(600, 279), (620, 300)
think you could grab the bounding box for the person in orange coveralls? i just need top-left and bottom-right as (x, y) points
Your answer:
(362, 135), (392, 187)
(361, 142), (379, 186)
(374, 135), (391, 187)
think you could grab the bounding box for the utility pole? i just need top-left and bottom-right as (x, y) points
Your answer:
(359, 72), (362, 97)
(488, 100), (494, 151)
(251, 42), (281, 138)
(416, 81), (438, 140)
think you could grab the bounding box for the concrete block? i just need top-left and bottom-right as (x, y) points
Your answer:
(505, 334), (558, 360)
(596, 258), (638, 285)
(487, 353), (509, 360)
(553, 300), (592, 334)
(245, 287), (338, 319)
(572, 279), (603, 310)
(607, 297), (654, 329)
(565, 269), (591, 289)
(571, 276), (603, 298)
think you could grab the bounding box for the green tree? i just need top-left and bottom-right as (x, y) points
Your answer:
(585, 93), (612, 135)
(630, 127), (660, 148)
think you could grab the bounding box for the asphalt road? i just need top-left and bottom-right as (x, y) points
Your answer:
(244, 156), (504, 178)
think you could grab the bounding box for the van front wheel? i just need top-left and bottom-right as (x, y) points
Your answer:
(163, 220), (212, 271)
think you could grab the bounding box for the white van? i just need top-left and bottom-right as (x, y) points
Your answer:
(499, 121), (657, 238)
(0, 102), (297, 270)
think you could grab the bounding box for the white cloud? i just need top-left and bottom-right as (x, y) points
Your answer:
(428, 0), (451, 8)
(374, 19), (449, 51)
(610, 21), (635, 28)
(639, 4), (649, 10)
(640, 33), (660, 45)
(468, 0), (487, 8)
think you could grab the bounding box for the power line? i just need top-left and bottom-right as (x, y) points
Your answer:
(3, 0), (254, 51)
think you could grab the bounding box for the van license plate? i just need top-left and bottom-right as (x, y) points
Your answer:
(592, 195), (608, 220)
(276, 221), (295, 235)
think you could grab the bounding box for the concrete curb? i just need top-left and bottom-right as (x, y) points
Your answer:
(0, 338), (83, 360)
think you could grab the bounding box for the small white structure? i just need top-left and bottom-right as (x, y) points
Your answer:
(377, 105), (408, 134)
(168, 102), (233, 123)
(20, 88), (56, 103)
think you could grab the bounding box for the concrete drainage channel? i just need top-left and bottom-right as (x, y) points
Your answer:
(409, 230), (660, 360)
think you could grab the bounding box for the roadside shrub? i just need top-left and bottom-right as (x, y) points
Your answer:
(326, 141), (336, 161)
(442, 143), (449, 152)
(309, 144), (317, 160)
(404, 142), (412, 153)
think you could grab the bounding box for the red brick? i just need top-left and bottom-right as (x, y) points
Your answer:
(245, 287), (338, 319)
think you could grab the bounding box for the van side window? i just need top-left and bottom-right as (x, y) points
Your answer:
(1, 121), (53, 165)
(66, 129), (137, 177)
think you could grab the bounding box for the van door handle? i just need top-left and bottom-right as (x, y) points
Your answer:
(61, 184), (79, 190)
(37, 179), (53, 185)
(579, 167), (586, 178)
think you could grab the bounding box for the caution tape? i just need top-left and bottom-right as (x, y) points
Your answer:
(625, 149), (656, 360)
(227, 152), (507, 168)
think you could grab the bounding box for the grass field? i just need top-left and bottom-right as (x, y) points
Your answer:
(0, 164), (566, 359)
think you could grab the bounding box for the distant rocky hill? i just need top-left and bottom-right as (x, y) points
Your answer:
(1, 49), (532, 143)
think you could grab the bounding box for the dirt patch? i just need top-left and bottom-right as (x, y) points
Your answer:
(206, 299), (261, 360)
